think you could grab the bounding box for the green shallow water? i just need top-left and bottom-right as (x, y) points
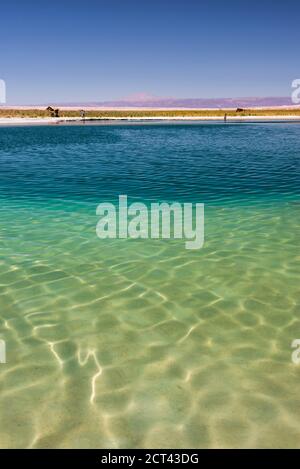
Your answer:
(0, 123), (299, 448)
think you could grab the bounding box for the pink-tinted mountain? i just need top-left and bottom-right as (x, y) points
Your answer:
(53, 95), (297, 109)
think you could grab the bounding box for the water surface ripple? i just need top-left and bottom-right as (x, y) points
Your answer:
(0, 123), (299, 448)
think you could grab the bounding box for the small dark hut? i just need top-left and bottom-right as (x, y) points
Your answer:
(46, 106), (60, 117)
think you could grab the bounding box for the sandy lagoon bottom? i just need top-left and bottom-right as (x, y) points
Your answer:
(0, 199), (299, 448)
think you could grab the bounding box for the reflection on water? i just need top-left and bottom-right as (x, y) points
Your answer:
(0, 123), (299, 448)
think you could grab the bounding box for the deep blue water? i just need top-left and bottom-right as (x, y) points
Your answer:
(0, 122), (299, 205)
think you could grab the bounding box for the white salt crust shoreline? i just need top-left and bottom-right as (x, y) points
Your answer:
(1, 115), (300, 125)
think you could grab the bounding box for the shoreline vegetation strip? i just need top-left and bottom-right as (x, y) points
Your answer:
(1, 108), (300, 119)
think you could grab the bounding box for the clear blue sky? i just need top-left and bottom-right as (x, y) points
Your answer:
(1, 0), (300, 104)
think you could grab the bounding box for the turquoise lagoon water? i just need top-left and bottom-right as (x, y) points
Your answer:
(0, 122), (299, 448)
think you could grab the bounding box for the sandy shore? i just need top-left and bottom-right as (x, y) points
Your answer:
(1, 115), (300, 125)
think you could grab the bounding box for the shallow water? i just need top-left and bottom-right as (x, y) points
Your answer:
(0, 123), (299, 448)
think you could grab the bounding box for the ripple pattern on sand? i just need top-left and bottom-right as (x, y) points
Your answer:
(0, 200), (299, 448)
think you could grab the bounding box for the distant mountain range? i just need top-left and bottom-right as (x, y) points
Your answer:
(49, 93), (297, 109)
(2, 93), (298, 109)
